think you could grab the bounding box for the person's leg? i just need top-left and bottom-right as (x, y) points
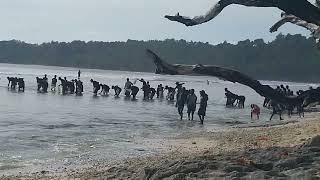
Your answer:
(270, 112), (274, 121)
(200, 116), (204, 124)
(279, 111), (283, 120)
(187, 109), (191, 120)
(191, 111), (194, 121)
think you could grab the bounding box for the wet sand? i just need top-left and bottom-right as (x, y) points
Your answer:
(2, 112), (320, 179)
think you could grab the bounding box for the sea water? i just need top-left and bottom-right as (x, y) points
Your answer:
(0, 63), (314, 174)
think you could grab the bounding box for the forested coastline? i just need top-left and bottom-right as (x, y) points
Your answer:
(0, 33), (319, 82)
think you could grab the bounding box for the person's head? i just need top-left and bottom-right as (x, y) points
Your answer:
(286, 85), (289, 89)
(309, 86), (314, 90)
(251, 104), (254, 109)
(276, 86), (280, 89)
(126, 78), (129, 81)
(64, 77), (67, 80)
(165, 86), (168, 89)
(160, 84), (162, 87)
(224, 88), (228, 91)
(54, 75), (57, 78)
(140, 78), (144, 81)
(111, 86), (115, 89)
(44, 74), (47, 77)
(190, 89), (194, 94)
(90, 79), (93, 82)
(147, 81), (149, 84)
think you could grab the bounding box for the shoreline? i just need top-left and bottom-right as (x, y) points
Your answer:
(0, 62), (319, 84)
(2, 113), (320, 179)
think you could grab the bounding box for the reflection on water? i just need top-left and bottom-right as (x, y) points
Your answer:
(0, 63), (314, 174)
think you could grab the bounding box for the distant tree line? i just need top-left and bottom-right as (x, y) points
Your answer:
(0, 34), (319, 82)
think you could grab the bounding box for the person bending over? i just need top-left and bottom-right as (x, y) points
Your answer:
(112, 85), (122, 97)
(130, 85), (139, 99)
(90, 79), (100, 96)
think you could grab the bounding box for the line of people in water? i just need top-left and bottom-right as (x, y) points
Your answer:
(89, 78), (209, 124)
(262, 84), (305, 121)
(7, 77), (25, 92)
(7, 73), (311, 123)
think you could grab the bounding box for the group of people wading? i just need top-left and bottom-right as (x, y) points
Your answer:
(7, 77), (25, 92)
(6, 71), (311, 124)
(224, 84), (309, 121)
(89, 78), (209, 124)
(263, 85), (304, 121)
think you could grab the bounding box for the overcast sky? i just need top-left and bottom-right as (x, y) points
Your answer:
(0, 0), (309, 44)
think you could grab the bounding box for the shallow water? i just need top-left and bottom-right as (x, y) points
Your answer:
(0, 63), (315, 174)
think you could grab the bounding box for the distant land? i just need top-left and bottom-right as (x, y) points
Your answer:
(0, 33), (319, 82)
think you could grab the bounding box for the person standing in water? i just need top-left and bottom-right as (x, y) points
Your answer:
(124, 78), (133, 97)
(78, 70), (81, 80)
(177, 87), (188, 120)
(187, 89), (197, 120)
(269, 100), (283, 121)
(157, 84), (164, 98)
(198, 90), (208, 124)
(250, 104), (260, 120)
(51, 75), (57, 92)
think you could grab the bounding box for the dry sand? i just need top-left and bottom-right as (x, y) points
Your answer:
(2, 113), (320, 179)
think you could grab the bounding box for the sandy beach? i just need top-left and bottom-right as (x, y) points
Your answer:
(3, 112), (320, 179)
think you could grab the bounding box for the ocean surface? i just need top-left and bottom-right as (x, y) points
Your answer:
(0, 63), (316, 174)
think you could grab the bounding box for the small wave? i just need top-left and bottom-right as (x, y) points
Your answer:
(40, 123), (80, 129)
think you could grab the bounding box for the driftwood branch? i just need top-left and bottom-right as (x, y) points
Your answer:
(165, 0), (320, 26)
(270, 13), (320, 43)
(146, 49), (320, 107)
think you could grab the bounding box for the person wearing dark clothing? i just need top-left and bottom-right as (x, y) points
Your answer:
(18, 78), (25, 92)
(75, 79), (83, 95)
(100, 84), (110, 95)
(51, 75), (57, 92)
(269, 100), (283, 121)
(90, 79), (100, 95)
(59, 77), (67, 95)
(139, 79), (149, 99)
(11, 77), (18, 90)
(78, 70), (81, 79)
(177, 88), (188, 120)
(187, 89), (197, 120)
(165, 86), (175, 101)
(175, 82), (185, 106)
(157, 84), (164, 98)
(225, 88), (237, 107)
(112, 85), (122, 97)
(130, 85), (139, 99)
(149, 88), (156, 99)
(198, 90), (208, 124)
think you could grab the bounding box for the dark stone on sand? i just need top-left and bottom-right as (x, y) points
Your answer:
(309, 147), (320, 152)
(224, 165), (250, 173)
(170, 173), (186, 180)
(265, 170), (287, 178)
(275, 158), (299, 170)
(144, 167), (157, 179)
(306, 135), (320, 147)
(252, 162), (274, 171)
